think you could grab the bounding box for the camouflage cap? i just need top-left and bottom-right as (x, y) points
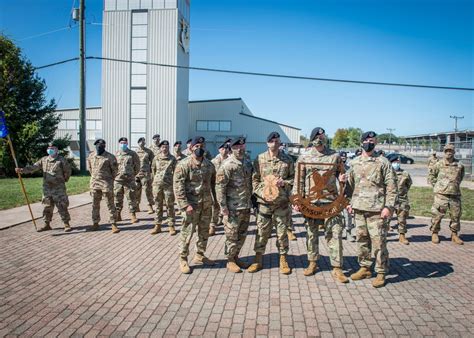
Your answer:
(444, 144), (455, 152)
(310, 127), (325, 141)
(360, 131), (377, 142)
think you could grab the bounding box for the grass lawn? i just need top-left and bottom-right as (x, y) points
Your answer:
(409, 187), (474, 221)
(0, 175), (90, 210)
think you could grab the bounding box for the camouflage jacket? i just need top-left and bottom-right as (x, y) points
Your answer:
(253, 150), (295, 206)
(150, 144), (161, 158)
(115, 149), (140, 183)
(136, 146), (154, 177)
(216, 154), (253, 211)
(428, 159), (464, 196)
(24, 155), (71, 193)
(87, 151), (118, 192)
(211, 154), (228, 172)
(427, 155), (439, 169)
(152, 153), (177, 188)
(347, 155), (398, 212)
(173, 156), (216, 209)
(395, 169), (412, 204)
(174, 151), (187, 161)
(182, 148), (192, 156)
(292, 147), (342, 203)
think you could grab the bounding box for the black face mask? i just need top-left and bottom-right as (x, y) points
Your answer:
(194, 148), (205, 158)
(96, 145), (105, 155)
(362, 142), (375, 153)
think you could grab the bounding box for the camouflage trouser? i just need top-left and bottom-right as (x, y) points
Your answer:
(211, 198), (222, 226)
(430, 193), (461, 233)
(136, 174), (154, 206)
(179, 202), (211, 258)
(114, 180), (138, 213)
(354, 210), (389, 274)
(254, 204), (290, 255)
(91, 189), (116, 224)
(42, 191), (70, 223)
(306, 214), (343, 268)
(224, 209), (250, 258)
(153, 185), (175, 225)
(395, 202), (410, 234)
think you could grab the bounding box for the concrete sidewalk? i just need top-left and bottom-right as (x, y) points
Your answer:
(0, 192), (91, 230)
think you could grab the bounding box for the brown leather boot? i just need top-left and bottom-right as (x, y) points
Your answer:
(372, 273), (386, 288)
(116, 212), (122, 222)
(179, 257), (191, 274)
(227, 258), (242, 273)
(130, 213), (138, 223)
(234, 256), (250, 269)
(37, 222), (52, 232)
(150, 223), (161, 235)
(192, 253), (216, 266)
(279, 255), (291, 275)
(332, 267), (349, 283)
(399, 233), (409, 245)
(247, 253), (263, 273)
(287, 229), (297, 241)
(209, 224), (216, 236)
(432, 232), (440, 244)
(147, 205), (154, 214)
(303, 261), (317, 276)
(451, 232), (464, 245)
(63, 222), (72, 232)
(169, 226), (177, 236)
(350, 266), (372, 280)
(111, 223), (120, 234)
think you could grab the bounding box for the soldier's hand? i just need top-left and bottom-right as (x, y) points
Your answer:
(276, 178), (285, 187)
(221, 208), (229, 216)
(381, 207), (392, 219)
(185, 205), (194, 214)
(292, 205), (300, 212)
(346, 205), (353, 214)
(339, 173), (347, 182)
(15, 168), (23, 174)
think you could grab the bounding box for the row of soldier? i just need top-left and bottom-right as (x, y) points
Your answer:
(16, 127), (465, 288)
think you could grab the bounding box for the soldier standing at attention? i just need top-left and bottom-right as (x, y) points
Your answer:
(345, 131), (397, 288)
(428, 144), (464, 245)
(136, 137), (155, 214)
(173, 141), (187, 161)
(174, 136), (216, 274)
(114, 137), (140, 224)
(16, 141), (72, 232)
(390, 156), (412, 245)
(209, 141), (230, 236)
(216, 137), (253, 273)
(293, 127), (348, 283)
(150, 134), (161, 157)
(248, 132), (294, 275)
(150, 140), (177, 235)
(87, 139), (120, 233)
(182, 138), (193, 156)
(427, 151), (439, 171)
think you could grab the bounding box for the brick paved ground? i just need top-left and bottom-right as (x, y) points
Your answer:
(0, 203), (473, 337)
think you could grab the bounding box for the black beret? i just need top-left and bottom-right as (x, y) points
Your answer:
(94, 139), (106, 146)
(339, 151), (347, 157)
(218, 141), (229, 149)
(137, 137), (145, 143)
(152, 134), (160, 140)
(310, 127), (325, 141)
(230, 137), (246, 147)
(118, 137), (128, 143)
(186, 138), (193, 144)
(360, 131), (377, 142)
(267, 131), (280, 142)
(224, 137), (232, 144)
(159, 140), (169, 147)
(191, 136), (205, 146)
(174, 141), (182, 146)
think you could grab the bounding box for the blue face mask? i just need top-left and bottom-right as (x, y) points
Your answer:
(47, 148), (56, 156)
(120, 143), (128, 151)
(392, 163), (401, 171)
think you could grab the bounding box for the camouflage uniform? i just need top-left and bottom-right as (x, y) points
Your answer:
(216, 154), (253, 259)
(211, 153), (227, 227)
(394, 169), (412, 234)
(150, 144), (161, 158)
(87, 151), (118, 224)
(174, 151), (187, 162)
(428, 158), (464, 233)
(152, 153), (177, 226)
(114, 148), (140, 214)
(254, 150), (295, 255)
(174, 156), (216, 258)
(342, 162), (354, 237)
(23, 155), (72, 225)
(136, 146), (155, 207)
(347, 155), (397, 274)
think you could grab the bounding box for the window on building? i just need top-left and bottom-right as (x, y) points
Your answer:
(196, 120), (232, 132)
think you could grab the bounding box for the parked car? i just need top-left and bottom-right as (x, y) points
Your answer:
(386, 153), (415, 164)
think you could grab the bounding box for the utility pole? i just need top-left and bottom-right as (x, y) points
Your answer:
(78, 0), (87, 173)
(387, 128), (395, 152)
(450, 115), (464, 145)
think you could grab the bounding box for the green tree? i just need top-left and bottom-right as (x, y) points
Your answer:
(332, 128), (349, 149)
(300, 134), (310, 147)
(347, 128), (363, 148)
(378, 133), (400, 144)
(0, 35), (70, 176)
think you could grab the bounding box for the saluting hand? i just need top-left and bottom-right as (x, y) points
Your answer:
(185, 205), (194, 215)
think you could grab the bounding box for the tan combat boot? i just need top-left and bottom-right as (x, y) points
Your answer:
(227, 258), (242, 273)
(399, 233), (409, 245)
(279, 255), (291, 275)
(247, 253), (263, 273)
(350, 266), (372, 281)
(37, 222), (52, 232)
(111, 223), (120, 234)
(332, 267), (349, 283)
(130, 213), (138, 223)
(303, 261), (317, 276)
(234, 256), (250, 269)
(150, 223), (162, 235)
(63, 222), (72, 232)
(89, 223), (100, 231)
(169, 225), (177, 236)
(192, 253), (216, 266)
(287, 229), (297, 241)
(451, 232), (464, 245)
(147, 205), (154, 214)
(372, 273), (386, 288)
(432, 232), (440, 244)
(116, 212), (122, 222)
(209, 224), (216, 236)
(179, 257), (191, 274)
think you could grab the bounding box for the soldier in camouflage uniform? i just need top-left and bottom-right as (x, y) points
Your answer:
(249, 132), (294, 275)
(340, 151), (355, 242)
(16, 142), (72, 232)
(428, 144), (464, 245)
(150, 134), (161, 157)
(135, 137), (155, 214)
(293, 127), (348, 283)
(209, 140), (231, 236)
(150, 140), (177, 235)
(173, 141), (187, 161)
(390, 156), (412, 245)
(182, 138), (193, 156)
(174, 136), (217, 274)
(87, 139), (120, 233)
(427, 151), (439, 174)
(216, 137), (253, 273)
(345, 131), (398, 288)
(114, 137), (140, 224)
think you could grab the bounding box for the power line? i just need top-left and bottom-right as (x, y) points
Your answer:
(18, 26), (76, 41)
(34, 57), (79, 70)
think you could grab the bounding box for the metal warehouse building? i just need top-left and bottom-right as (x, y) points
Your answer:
(54, 0), (300, 158)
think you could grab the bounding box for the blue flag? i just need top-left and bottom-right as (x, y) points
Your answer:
(0, 111), (9, 138)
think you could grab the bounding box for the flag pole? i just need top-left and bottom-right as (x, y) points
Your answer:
(6, 135), (38, 231)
